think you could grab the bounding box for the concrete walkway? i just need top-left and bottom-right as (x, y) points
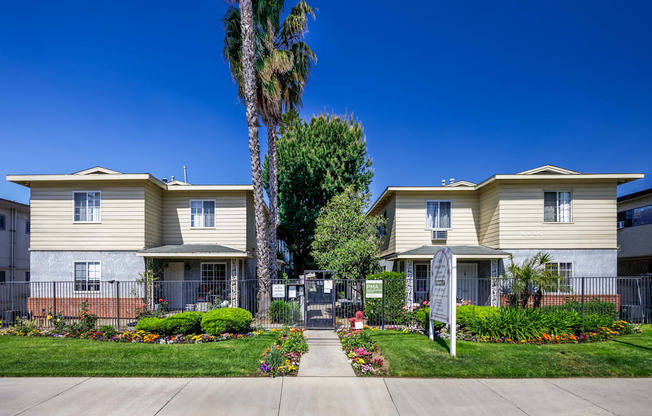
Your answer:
(2, 377), (652, 416)
(297, 330), (355, 377)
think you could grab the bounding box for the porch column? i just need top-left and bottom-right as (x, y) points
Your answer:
(230, 259), (239, 308)
(405, 260), (414, 306)
(490, 259), (499, 307)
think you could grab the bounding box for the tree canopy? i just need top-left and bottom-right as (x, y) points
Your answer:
(263, 110), (374, 275)
(311, 186), (384, 280)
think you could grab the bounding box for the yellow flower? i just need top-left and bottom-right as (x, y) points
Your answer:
(46, 315), (52, 320)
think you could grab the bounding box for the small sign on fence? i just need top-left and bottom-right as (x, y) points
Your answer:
(288, 286), (297, 298)
(272, 284), (285, 298)
(365, 280), (383, 298)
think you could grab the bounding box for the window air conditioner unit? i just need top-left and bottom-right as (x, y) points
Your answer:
(617, 221), (625, 230)
(432, 230), (448, 241)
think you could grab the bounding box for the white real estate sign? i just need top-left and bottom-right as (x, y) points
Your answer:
(429, 247), (457, 356)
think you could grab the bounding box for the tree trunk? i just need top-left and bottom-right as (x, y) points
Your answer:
(519, 288), (530, 309)
(239, 0), (271, 316)
(267, 119), (279, 280)
(533, 289), (543, 309)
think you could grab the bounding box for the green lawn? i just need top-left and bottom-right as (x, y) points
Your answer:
(0, 333), (277, 377)
(371, 325), (652, 377)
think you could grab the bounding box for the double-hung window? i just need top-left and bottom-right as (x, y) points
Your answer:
(545, 262), (572, 293)
(190, 200), (215, 228)
(0, 214), (5, 230)
(74, 191), (101, 222)
(426, 200), (451, 229)
(74, 261), (101, 292)
(414, 263), (430, 303)
(544, 191), (572, 223)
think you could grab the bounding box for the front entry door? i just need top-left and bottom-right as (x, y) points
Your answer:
(164, 262), (185, 311)
(457, 263), (478, 305)
(305, 279), (335, 329)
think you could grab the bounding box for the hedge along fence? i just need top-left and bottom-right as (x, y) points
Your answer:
(134, 308), (253, 336)
(364, 272), (407, 326)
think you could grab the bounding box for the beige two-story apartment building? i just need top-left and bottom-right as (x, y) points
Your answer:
(7, 167), (261, 311)
(368, 165), (643, 306)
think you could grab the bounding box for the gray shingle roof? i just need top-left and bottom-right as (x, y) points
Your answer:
(139, 244), (245, 255)
(398, 245), (510, 257)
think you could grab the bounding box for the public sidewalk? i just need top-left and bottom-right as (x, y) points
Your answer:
(2, 377), (651, 416)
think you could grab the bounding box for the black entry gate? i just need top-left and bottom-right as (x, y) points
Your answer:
(304, 276), (336, 329)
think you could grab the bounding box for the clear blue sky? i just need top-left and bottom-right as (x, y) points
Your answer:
(1, 0), (651, 205)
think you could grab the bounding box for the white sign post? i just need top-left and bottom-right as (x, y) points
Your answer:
(429, 247), (457, 357)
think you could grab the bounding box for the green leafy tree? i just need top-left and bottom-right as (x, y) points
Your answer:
(502, 252), (566, 309)
(311, 186), (384, 280)
(264, 112), (374, 275)
(223, 0), (316, 280)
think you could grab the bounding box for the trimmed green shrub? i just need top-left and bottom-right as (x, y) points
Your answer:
(135, 317), (165, 334)
(201, 307), (253, 335)
(166, 312), (203, 335)
(269, 300), (301, 324)
(415, 307), (445, 331)
(457, 305), (499, 329)
(364, 272), (406, 325)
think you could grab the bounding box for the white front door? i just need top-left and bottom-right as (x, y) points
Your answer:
(457, 263), (478, 305)
(164, 262), (185, 311)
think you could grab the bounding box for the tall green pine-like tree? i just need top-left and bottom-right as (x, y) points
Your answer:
(264, 111), (374, 275)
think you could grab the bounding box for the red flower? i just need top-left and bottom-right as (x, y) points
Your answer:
(159, 298), (163, 302)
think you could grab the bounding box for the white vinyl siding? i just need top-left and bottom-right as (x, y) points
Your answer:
(544, 191), (572, 223)
(190, 200), (216, 228)
(73, 191), (101, 223)
(425, 200), (452, 229)
(74, 261), (101, 292)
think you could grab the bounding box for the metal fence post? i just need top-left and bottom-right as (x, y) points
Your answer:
(581, 277), (585, 318)
(381, 280), (385, 330)
(116, 281), (121, 330)
(52, 281), (57, 316)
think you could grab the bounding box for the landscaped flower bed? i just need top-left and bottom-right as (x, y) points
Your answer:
(337, 328), (385, 376)
(0, 325), (265, 344)
(259, 327), (308, 377)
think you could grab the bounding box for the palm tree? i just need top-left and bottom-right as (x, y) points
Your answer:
(223, 0), (316, 280)
(502, 252), (567, 308)
(223, 0), (272, 299)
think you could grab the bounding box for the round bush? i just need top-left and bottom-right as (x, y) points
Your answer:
(135, 317), (165, 334)
(201, 307), (253, 335)
(166, 312), (204, 335)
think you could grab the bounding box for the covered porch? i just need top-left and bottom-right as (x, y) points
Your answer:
(381, 245), (511, 307)
(137, 244), (254, 312)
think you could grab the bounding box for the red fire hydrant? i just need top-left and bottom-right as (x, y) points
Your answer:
(349, 311), (364, 330)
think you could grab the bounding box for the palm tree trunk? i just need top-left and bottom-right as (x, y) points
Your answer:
(240, 0), (271, 314)
(267, 120), (279, 280)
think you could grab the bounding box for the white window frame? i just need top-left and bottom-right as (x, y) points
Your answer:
(425, 200), (452, 230)
(545, 261), (573, 293)
(543, 190), (573, 223)
(73, 260), (101, 293)
(190, 199), (216, 229)
(72, 191), (102, 223)
(200, 262), (228, 282)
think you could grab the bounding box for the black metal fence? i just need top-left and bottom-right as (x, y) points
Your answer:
(1, 276), (650, 331)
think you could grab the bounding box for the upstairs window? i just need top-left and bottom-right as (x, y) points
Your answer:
(544, 191), (572, 223)
(426, 200), (451, 229)
(25, 221), (30, 234)
(377, 210), (388, 236)
(0, 214), (5, 230)
(190, 200), (215, 228)
(74, 191), (101, 222)
(618, 204), (652, 229)
(74, 261), (100, 292)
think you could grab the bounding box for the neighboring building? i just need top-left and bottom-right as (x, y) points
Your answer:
(7, 167), (263, 315)
(0, 198), (30, 283)
(368, 165), (643, 306)
(617, 187), (652, 276)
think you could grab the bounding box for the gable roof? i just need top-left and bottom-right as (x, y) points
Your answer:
(73, 166), (123, 175)
(368, 165), (644, 215)
(517, 165), (580, 175)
